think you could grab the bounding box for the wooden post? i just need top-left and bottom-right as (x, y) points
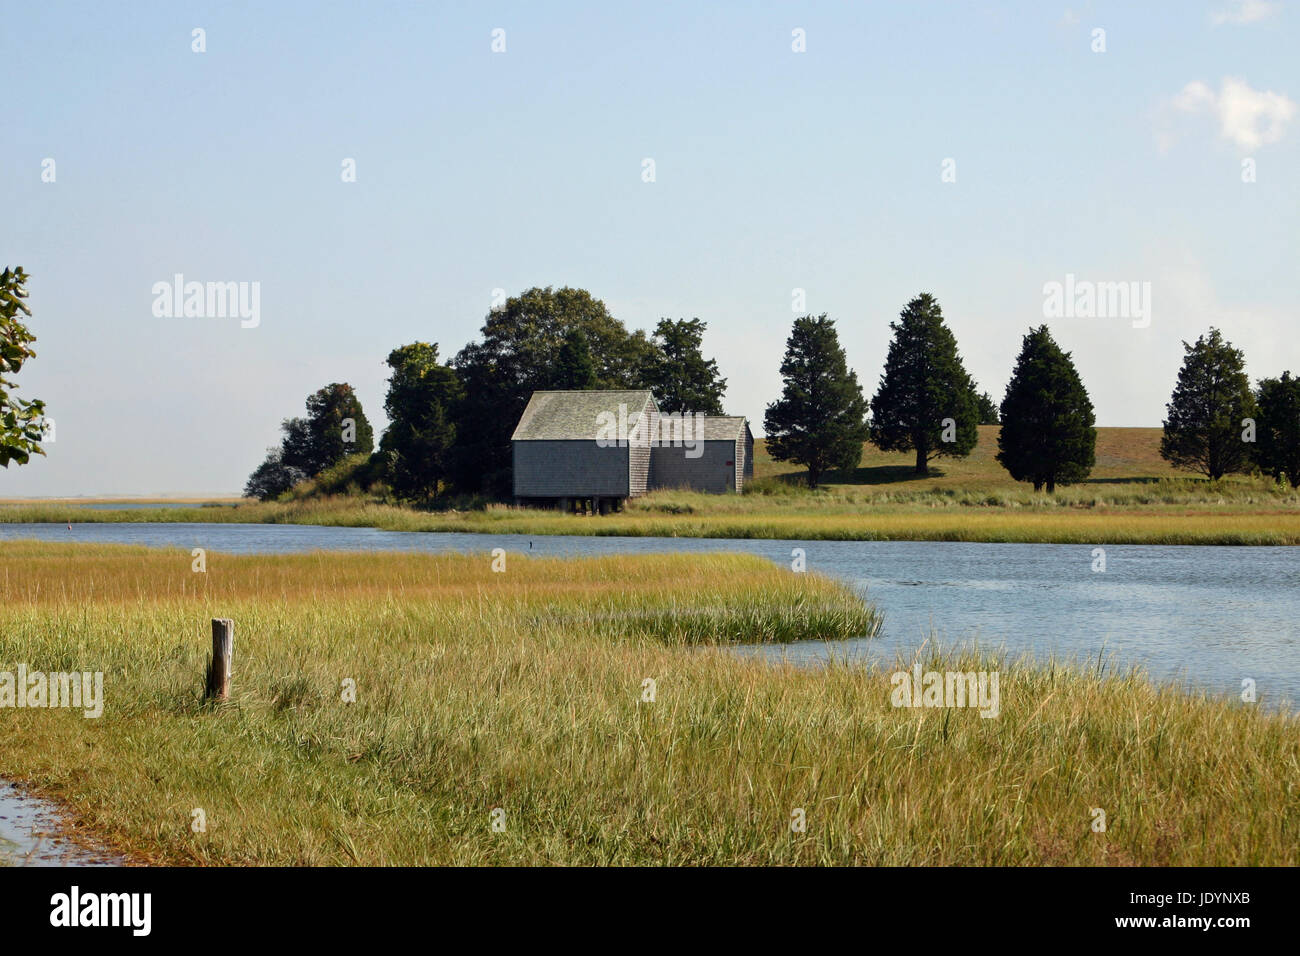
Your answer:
(206, 618), (233, 700)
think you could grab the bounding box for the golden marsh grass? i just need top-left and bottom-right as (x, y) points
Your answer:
(0, 542), (1295, 865)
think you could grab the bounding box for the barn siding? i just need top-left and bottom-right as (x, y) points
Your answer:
(650, 441), (738, 494)
(512, 441), (630, 498)
(737, 427), (754, 492)
(627, 406), (657, 496)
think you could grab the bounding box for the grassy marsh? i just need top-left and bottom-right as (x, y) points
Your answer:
(0, 542), (1294, 866)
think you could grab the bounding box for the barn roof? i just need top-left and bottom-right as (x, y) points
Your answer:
(695, 416), (749, 441)
(511, 390), (657, 441)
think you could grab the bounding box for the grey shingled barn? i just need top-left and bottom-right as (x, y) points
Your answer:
(511, 390), (658, 512)
(511, 390), (754, 511)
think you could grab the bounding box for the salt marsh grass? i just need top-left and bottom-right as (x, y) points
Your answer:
(0, 542), (1294, 866)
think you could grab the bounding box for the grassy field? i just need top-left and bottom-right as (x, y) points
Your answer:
(1, 541), (1295, 866)
(758, 425), (1192, 490)
(4, 428), (1300, 544)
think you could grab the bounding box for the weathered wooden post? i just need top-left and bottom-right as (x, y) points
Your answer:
(206, 618), (233, 700)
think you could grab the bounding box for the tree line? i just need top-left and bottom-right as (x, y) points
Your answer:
(242, 285), (1300, 501)
(764, 296), (1300, 490)
(2, 270), (1290, 496)
(245, 287), (729, 500)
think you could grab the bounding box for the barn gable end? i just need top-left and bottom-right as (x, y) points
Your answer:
(511, 390), (657, 502)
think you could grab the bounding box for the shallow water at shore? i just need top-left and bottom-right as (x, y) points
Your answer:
(0, 780), (128, 867)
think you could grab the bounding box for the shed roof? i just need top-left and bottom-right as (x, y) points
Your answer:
(511, 390), (656, 441)
(696, 416), (749, 441)
(651, 414), (751, 444)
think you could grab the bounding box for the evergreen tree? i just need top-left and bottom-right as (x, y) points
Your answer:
(974, 390), (1000, 425)
(996, 326), (1096, 492)
(1160, 328), (1256, 480)
(550, 328), (598, 390)
(869, 293), (979, 475)
(763, 314), (870, 489)
(1254, 371), (1300, 487)
(645, 318), (727, 414)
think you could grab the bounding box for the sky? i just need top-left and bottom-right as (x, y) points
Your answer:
(2, 0), (1297, 496)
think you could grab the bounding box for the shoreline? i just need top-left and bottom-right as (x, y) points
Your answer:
(0, 778), (136, 867)
(3, 500), (1300, 546)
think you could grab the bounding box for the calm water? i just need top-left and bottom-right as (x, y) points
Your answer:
(2, 521), (1296, 708)
(67, 502), (228, 510)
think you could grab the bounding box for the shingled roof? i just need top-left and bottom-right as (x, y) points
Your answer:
(511, 390), (656, 441)
(696, 416), (749, 441)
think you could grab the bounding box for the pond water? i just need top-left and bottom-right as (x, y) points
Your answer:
(1, 521), (1296, 708)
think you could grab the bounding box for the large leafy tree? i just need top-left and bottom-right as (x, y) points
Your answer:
(1253, 371), (1300, 487)
(763, 314), (870, 489)
(1160, 328), (1256, 480)
(996, 326), (1096, 492)
(451, 286), (657, 495)
(869, 293), (979, 476)
(379, 342), (463, 503)
(0, 267), (47, 467)
(644, 318), (726, 415)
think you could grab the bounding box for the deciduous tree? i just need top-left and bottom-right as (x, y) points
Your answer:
(0, 267), (47, 467)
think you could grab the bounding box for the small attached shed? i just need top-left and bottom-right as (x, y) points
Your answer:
(650, 416), (755, 493)
(511, 390), (659, 509)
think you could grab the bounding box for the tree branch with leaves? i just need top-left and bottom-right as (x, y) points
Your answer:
(0, 267), (47, 467)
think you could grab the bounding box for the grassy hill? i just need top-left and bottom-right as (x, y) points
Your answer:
(754, 426), (1184, 492)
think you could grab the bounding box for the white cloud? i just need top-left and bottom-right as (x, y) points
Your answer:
(1212, 0), (1281, 25)
(1172, 77), (1296, 149)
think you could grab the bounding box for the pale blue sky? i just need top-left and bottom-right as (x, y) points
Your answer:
(3, 1), (1297, 495)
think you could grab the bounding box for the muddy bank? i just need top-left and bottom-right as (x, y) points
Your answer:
(0, 780), (128, 867)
